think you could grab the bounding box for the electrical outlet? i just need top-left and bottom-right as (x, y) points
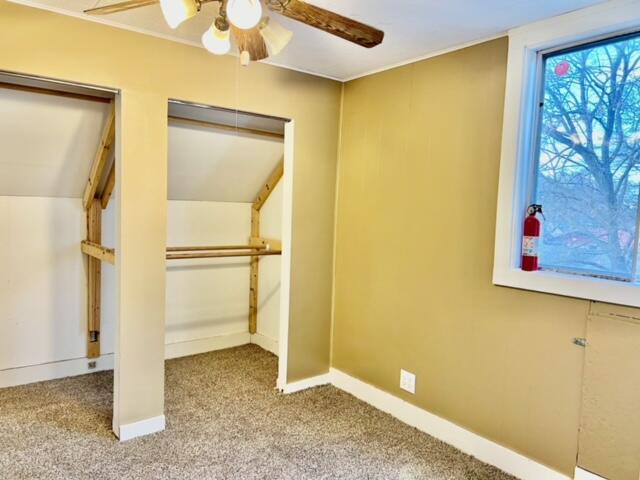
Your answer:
(400, 369), (416, 394)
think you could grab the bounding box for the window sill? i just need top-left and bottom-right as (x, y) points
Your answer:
(493, 267), (640, 308)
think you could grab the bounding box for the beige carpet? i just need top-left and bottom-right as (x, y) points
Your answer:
(0, 345), (516, 479)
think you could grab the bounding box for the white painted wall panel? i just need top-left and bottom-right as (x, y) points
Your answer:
(257, 182), (283, 344)
(0, 196), (87, 369)
(164, 200), (252, 344)
(0, 195), (280, 376)
(104, 198), (254, 347)
(101, 196), (117, 355)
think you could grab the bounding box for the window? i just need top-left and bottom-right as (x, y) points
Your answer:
(493, 1), (640, 307)
(532, 33), (640, 282)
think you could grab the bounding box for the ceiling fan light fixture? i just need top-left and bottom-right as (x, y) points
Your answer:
(227, 0), (262, 30)
(160, 0), (198, 29)
(259, 18), (292, 57)
(202, 23), (231, 55)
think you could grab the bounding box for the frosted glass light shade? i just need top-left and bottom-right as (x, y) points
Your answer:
(202, 24), (231, 55)
(260, 18), (292, 56)
(160, 0), (198, 28)
(227, 0), (262, 30)
(240, 50), (251, 66)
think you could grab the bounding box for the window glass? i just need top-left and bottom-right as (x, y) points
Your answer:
(534, 33), (640, 281)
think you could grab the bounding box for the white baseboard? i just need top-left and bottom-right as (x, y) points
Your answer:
(574, 467), (606, 480)
(0, 354), (114, 389)
(116, 414), (165, 441)
(279, 372), (331, 394)
(0, 333), (251, 389)
(330, 368), (570, 480)
(164, 332), (250, 360)
(250, 333), (279, 356)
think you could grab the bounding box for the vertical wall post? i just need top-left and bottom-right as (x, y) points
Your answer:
(87, 199), (102, 358)
(83, 103), (114, 359)
(249, 207), (260, 334)
(113, 91), (167, 441)
(249, 161), (284, 335)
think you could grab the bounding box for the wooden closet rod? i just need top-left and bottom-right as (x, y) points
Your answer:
(166, 250), (282, 260)
(167, 245), (266, 252)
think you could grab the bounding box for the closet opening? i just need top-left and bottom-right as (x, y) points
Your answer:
(165, 100), (293, 387)
(0, 71), (117, 392)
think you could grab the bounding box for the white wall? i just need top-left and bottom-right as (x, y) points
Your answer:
(254, 181), (283, 354)
(0, 194), (282, 384)
(0, 196), (115, 370)
(105, 198), (254, 354)
(165, 201), (252, 345)
(0, 92), (285, 386)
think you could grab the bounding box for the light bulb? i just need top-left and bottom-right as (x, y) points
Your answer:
(160, 0), (198, 28)
(227, 0), (262, 30)
(259, 18), (292, 56)
(202, 24), (231, 55)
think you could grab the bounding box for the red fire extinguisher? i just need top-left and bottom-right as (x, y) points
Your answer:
(522, 204), (543, 271)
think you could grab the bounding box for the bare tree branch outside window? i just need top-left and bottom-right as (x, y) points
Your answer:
(535, 33), (640, 281)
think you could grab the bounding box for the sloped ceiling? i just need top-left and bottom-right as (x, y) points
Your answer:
(0, 85), (284, 202)
(0, 88), (111, 198)
(167, 121), (284, 203)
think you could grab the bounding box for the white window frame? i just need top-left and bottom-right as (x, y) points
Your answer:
(493, 0), (640, 308)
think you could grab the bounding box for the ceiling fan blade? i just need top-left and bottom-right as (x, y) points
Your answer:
(84, 0), (159, 15)
(265, 0), (383, 48)
(231, 26), (269, 61)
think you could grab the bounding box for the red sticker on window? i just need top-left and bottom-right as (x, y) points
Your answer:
(555, 61), (570, 76)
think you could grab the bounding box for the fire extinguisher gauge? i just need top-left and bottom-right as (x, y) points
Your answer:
(527, 204), (544, 218)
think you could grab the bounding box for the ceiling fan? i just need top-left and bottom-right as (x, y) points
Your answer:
(84, 0), (384, 65)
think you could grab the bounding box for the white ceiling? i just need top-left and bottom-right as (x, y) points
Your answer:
(0, 85), (284, 203)
(13, 0), (607, 80)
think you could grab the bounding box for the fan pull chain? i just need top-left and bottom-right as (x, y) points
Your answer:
(234, 49), (240, 135)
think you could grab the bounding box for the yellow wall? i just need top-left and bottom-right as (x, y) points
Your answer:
(333, 37), (590, 475)
(0, 0), (340, 425)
